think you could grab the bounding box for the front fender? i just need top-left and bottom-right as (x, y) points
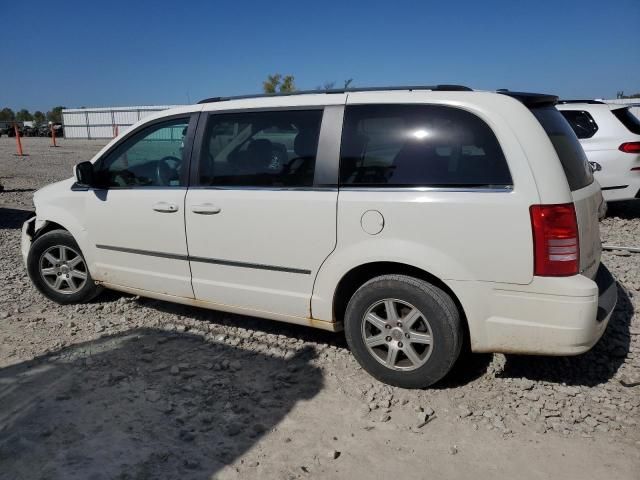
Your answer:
(34, 206), (90, 258)
(32, 179), (91, 266)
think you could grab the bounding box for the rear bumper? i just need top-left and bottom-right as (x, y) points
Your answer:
(453, 264), (617, 355)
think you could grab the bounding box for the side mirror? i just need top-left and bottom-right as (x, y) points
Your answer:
(74, 161), (95, 187)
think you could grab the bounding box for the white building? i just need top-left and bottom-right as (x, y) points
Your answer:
(600, 98), (640, 119)
(61, 105), (183, 139)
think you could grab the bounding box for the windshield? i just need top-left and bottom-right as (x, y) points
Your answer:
(531, 107), (594, 191)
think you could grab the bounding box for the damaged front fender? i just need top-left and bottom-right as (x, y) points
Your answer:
(20, 214), (37, 267)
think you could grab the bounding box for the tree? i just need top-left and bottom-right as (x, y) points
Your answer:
(617, 91), (640, 99)
(263, 74), (282, 94)
(280, 75), (295, 93)
(33, 111), (46, 126)
(262, 73), (296, 94)
(0, 108), (15, 121)
(16, 109), (33, 122)
(46, 106), (65, 124)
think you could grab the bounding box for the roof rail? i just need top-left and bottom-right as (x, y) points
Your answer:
(197, 84), (472, 104)
(557, 99), (606, 105)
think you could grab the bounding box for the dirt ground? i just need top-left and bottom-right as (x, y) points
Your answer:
(1, 137), (639, 480)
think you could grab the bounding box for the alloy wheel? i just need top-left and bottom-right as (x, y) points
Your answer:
(360, 298), (433, 371)
(39, 245), (88, 295)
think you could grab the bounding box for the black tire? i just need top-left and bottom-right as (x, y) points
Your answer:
(27, 229), (102, 304)
(344, 274), (463, 389)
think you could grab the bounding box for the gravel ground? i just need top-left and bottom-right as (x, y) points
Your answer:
(1, 137), (639, 479)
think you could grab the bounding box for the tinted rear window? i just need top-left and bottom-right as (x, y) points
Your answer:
(559, 110), (599, 139)
(532, 107), (593, 191)
(612, 107), (640, 135)
(340, 104), (512, 188)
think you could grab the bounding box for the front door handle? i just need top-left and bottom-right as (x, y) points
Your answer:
(152, 202), (179, 213)
(191, 204), (221, 215)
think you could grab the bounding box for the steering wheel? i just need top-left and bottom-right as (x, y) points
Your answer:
(156, 156), (181, 185)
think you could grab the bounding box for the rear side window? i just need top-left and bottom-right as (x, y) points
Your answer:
(198, 110), (323, 187)
(559, 110), (599, 139)
(339, 104), (512, 188)
(612, 107), (640, 135)
(532, 107), (593, 191)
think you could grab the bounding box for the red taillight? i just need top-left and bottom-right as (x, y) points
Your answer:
(530, 204), (579, 276)
(619, 142), (640, 153)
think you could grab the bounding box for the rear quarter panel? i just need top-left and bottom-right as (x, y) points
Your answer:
(311, 92), (546, 321)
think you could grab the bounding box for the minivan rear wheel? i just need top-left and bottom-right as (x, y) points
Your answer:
(344, 274), (462, 389)
(27, 229), (102, 304)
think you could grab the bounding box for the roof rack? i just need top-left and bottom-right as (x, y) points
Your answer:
(557, 100), (605, 105)
(197, 84), (472, 104)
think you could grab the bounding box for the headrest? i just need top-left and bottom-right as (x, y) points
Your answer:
(247, 139), (272, 155)
(246, 139), (273, 168)
(341, 133), (369, 159)
(294, 130), (318, 158)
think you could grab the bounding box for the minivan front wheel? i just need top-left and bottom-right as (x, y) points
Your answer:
(344, 275), (462, 389)
(27, 229), (101, 304)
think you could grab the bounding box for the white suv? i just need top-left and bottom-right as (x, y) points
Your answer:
(556, 101), (640, 202)
(21, 86), (616, 388)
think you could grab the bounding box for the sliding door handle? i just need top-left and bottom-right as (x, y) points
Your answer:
(191, 204), (221, 215)
(152, 202), (179, 213)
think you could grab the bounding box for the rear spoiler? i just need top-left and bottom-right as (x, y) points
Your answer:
(497, 90), (558, 108)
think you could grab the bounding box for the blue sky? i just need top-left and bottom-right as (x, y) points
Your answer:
(2, 0), (639, 111)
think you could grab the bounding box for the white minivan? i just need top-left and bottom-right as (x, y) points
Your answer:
(22, 86), (617, 388)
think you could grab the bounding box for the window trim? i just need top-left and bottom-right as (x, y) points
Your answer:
(89, 112), (200, 190)
(338, 103), (514, 190)
(339, 186), (513, 193)
(190, 106), (341, 190)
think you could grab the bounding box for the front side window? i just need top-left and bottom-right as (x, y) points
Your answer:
(559, 110), (599, 139)
(339, 104), (512, 187)
(95, 118), (189, 188)
(198, 110), (323, 187)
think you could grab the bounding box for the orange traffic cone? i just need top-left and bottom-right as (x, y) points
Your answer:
(13, 124), (27, 156)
